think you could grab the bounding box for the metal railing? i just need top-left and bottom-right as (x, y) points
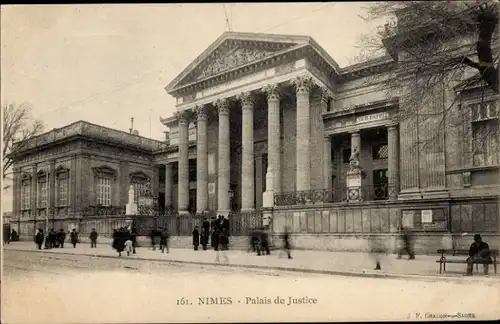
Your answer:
(82, 205), (126, 216)
(274, 184), (397, 206)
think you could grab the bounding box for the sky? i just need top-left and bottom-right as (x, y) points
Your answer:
(1, 3), (385, 211)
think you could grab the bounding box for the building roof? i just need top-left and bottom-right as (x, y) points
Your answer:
(11, 120), (168, 158)
(164, 31), (343, 95)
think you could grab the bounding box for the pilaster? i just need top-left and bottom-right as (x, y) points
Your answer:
(177, 110), (190, 214)
(238, 91), (255, 211)
(262, 83), (281, 194)
(195, 105), (209, 213)
(387, 124), (399, 200)
(49, 159), (56, 217)
(323, 136), (332, 190)
(164, 163), (173, 209)
(399, 78), (421, 199)
(31, 164), (37, 218)
(12, 167), (20, 217)
(215, 98), (230, 216)
(292, 75), (313, 192)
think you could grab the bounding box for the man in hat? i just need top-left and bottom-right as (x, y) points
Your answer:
(466, 234), (492, 276)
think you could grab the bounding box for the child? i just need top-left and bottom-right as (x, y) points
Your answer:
(124, 239), (134, 256)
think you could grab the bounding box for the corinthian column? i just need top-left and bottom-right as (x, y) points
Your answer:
(262, 84), (281, 193)
(238, 92), (255, 211)
(177, 111), (190, 214)
(215, 99), (230, 216)
(195, 105), (209, 213)
(292, 75), (313, 192)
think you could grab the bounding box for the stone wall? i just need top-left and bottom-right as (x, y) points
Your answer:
(271, 198), (500, 254)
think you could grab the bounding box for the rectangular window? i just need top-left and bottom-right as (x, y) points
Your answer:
(21, 183), (31, 210)
(133, 182), (146, 205)
(472, 119), (499, 166)
(38, 181), (48, 208)
(57, 177), (69, 206)
(97, 177), (112, 206)
(372, 143), (388, 160)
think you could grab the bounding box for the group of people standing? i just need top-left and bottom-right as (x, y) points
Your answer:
(192, 215), (229, 251)
(112, 226), (137, 257)
(34, 228), (79, 250)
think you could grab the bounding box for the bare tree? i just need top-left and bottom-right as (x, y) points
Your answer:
(2, 102), (44, 190)
(355, 1), (499, 154)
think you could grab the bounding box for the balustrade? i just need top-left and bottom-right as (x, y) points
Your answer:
(273, 184), (398, 206)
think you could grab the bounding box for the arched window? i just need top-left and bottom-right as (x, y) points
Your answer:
(21, 173), (31, 210)
(37, 170), (48, 208)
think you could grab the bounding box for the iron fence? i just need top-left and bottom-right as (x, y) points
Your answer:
(274, 184), (397, 206)
(82, 205), (126, 216)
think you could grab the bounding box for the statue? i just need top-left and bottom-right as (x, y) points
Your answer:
(349, 148), (360, 172)
(128, 185), (135, 204)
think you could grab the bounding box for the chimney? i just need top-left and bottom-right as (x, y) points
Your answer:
(129, 117), (134, 134)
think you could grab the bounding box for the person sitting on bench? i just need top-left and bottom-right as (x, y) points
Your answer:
(466, 234), (492, 276)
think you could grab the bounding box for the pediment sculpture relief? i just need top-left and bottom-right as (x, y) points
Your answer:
(198, 47), (277, 80)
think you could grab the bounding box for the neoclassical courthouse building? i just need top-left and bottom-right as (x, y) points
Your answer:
(8, 29), (499, 251)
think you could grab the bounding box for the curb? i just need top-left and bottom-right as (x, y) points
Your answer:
(6, 248), (498, 285)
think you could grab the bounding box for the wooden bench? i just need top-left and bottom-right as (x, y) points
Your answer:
(436, 249), (499, 274)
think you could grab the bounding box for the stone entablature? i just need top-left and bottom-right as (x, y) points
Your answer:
(12, 121), (167, 159)
(323, 99), (398, 135)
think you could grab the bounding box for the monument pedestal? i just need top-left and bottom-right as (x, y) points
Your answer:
(346, 169), (363, 202)
(263, 168), (274, 231)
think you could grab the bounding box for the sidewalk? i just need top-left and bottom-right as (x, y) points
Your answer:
(4, 242), (499, 283)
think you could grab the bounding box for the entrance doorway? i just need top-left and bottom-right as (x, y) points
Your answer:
(372, 168), (388, 200)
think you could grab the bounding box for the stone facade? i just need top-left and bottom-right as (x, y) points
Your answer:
(9, 32), (499, 252)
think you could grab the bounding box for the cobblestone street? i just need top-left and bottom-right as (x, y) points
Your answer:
(3, 248), (498, 323)
(4, 241), (500, 281)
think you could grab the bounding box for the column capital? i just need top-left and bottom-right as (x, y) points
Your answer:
(214, 98), (229, 115)
(194, 105), (208, 122)
(262, 84), (280, 101)
(349, 130), (361, 136)
(174, 110), (192, 125)
(387, 123), (399, 131)
(237, 91), (255, 108)
(323, 135), (332, 142)
(291, 75), (313, 94)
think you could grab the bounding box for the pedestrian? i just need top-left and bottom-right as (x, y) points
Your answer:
(210, 216), (217, 250)
(193, 226), (200, 251)
(11, 229), (19, 242)
(466, 234), (492, 276)
(130, 224), (137, 254)
(70, 228), (79, 248)
(396, 227), (415, 260)
(248, 229), (259, 254)
(202, 217), (210, 250)
(160, 227), (170, 253)
(258, 228), (270, 256)
(34, 229), (44, 250)
(149, 228), (157, 251)
(112, 227), (126, 257)
(49, 229), (57, 248)
(3, 226), (10, 245)
(281, 227), (292, 259)
(89, 228), (98, 248)
(215, 228), (229, 263)
(58, 229), (66, 248)
(124, 238), (134, 256)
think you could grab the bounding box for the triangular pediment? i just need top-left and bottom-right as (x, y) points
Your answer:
(165, 32), (313, 93)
